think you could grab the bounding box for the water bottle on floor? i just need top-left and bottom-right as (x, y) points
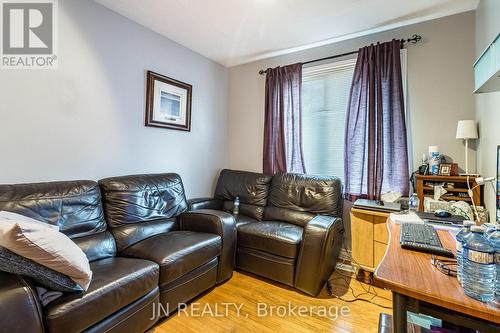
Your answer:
(462, 226), (496, 302)
(487, 225), (500, 303)
(456, 221), (476, 285)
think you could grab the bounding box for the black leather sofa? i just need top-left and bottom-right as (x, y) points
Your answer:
(0, 174), (236, 333)
(189, 169), (345, 296)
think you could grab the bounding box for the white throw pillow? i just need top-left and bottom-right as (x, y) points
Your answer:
(0, 212), (92, 290)
(0, 211), (59, 231)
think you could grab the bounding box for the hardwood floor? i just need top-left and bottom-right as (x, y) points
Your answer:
(150, 270), (392, 333)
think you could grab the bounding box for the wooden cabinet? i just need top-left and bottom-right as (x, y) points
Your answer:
(350, 208), (389, 272)
(415, 175), (482, 212)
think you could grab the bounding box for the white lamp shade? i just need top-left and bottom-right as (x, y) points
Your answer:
(456, 120), (478, 139)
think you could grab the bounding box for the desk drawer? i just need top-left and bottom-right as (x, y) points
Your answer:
(373, 216), (389, 244)
(374, 241), (388, 268)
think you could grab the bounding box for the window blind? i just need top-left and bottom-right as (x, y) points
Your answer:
(302, 59), (356, 181)
(302, 51), (407, 181)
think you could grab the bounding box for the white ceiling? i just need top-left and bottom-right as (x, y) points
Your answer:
(95, 0), (478, 67)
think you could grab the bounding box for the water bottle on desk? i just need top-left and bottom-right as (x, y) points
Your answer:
(455, 221), (476, 285)
(233, 196), (240, 216)
(428, 146), (441, 175)
(408, 193), (419, 212)
(487, 226), (500, 303)
(462, 226), (496, 302)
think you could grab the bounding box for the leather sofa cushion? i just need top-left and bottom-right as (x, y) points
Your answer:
(44, 257), (159, 333)
(84, 288), (159, 333)
(234, 214), (258, 228)
(99, 173), (188, 227)
(263, 206), (315, 227)
(265, 173), (342, 226)
(215, 169), (272, 207)
(237, 221), (303, 258)
(72, 231), (116, 262)
(110, 218), (178, 253)
(121, 231), (221, 287)
(0, 180), (113, 260)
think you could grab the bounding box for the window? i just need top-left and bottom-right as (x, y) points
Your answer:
(301, 51), (408, 181)
(302, 58), (356, 181)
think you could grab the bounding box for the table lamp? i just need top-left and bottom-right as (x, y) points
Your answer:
(456, 120), (478, 175)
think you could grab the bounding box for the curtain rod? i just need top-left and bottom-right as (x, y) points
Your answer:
(258, 34), (422, 75)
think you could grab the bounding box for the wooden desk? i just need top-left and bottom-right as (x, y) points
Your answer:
(375, 218), (500, 333)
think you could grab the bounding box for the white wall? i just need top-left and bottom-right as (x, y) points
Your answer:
(0, 0), (228, 197)
(475, 0), (500, 222)
(226, 12), (476, 175)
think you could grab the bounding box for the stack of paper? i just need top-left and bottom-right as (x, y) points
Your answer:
(390, 212), (424, 225)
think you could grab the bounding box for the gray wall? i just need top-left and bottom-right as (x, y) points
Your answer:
(475, 0), (500, 222)
(0, 0), (228, 197)
(226, 11), (476, 175)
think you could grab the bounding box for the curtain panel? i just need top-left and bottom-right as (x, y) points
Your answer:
(263, 63), (305, 175)
(344, 39), (409, 201)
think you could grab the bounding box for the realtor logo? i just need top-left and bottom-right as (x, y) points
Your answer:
(1, 0), (58, 69)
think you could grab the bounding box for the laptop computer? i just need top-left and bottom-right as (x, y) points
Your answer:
(353, 199), (401, 213)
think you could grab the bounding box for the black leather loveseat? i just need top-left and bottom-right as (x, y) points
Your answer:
(0, 173), (235, 333)
(189, 169), (345, 296)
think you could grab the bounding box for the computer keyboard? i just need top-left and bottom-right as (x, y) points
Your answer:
(400, 223), (454, 258)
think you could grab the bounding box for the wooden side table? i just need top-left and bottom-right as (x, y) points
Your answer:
(415, 174), (482, 211)
(350, 208), (389, 273)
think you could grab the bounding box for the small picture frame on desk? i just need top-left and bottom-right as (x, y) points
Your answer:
(438, 163), (452, 176)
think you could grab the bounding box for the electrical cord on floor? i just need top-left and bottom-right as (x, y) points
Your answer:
(327, 235), (392, 309)
(327, 267), (392, 309)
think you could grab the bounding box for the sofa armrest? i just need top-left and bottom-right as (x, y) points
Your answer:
(0, 272), (45, 333)
(178, 209), (236, 283)
(187, 198), (223, 211)
(295, 215), (344, 296)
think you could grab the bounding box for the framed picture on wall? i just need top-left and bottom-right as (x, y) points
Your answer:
(145, 70), (192, 131)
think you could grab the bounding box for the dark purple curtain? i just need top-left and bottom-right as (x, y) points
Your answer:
(263, 63), (305, 175)
(344, 39), (409, 201)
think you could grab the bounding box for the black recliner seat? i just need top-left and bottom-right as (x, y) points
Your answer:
(190, 169), (344, 296)
(98, 173), (236, 314)
(189, 169), (272, 228)
(0, 180), (160, 333)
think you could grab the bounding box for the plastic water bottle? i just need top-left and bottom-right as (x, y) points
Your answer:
(483, 223), (497, 237)
(487, 226), (500, 303)
(428, 146), (441, 175)
(233, 196), (240, 215)
(462, 226), (496, 302)
(456, 221), (476, 285)
(408, 193), (420, 212)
